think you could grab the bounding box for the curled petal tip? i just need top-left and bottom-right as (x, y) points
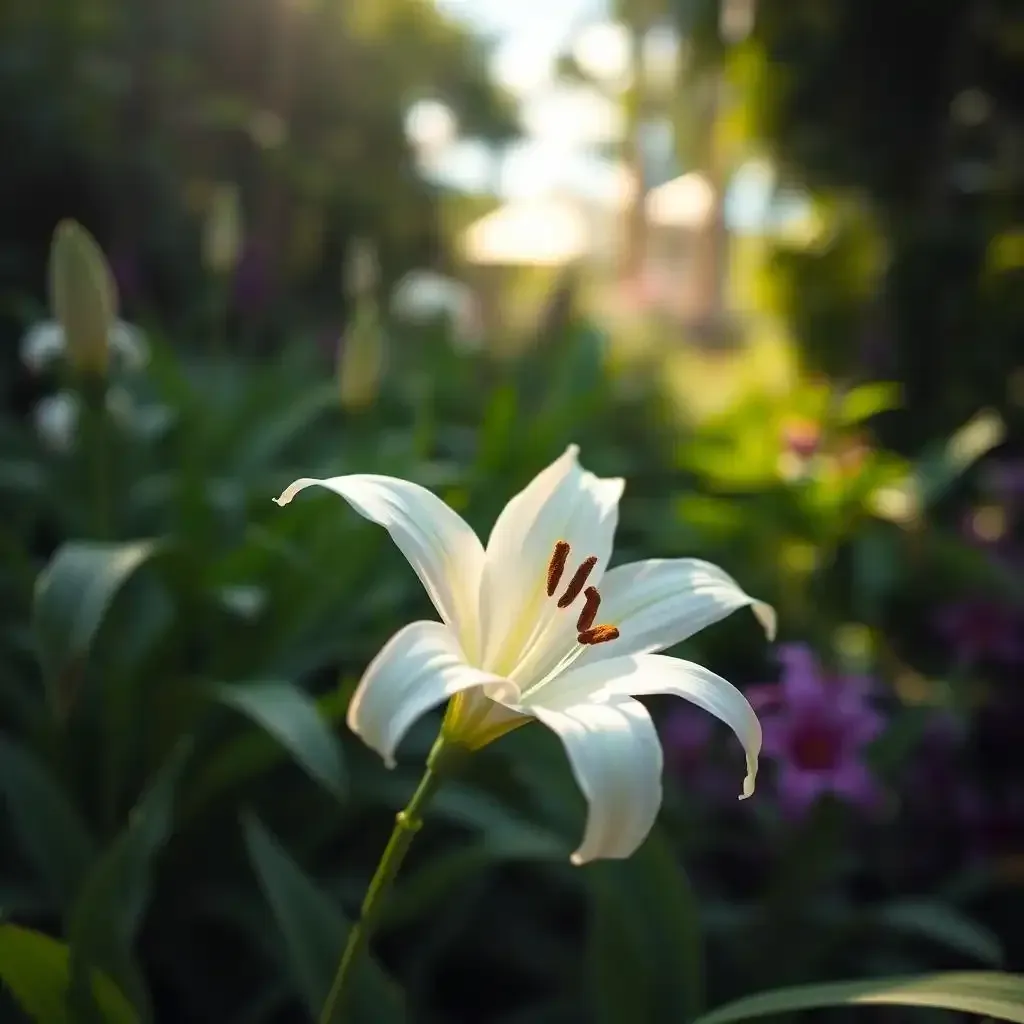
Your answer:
(754, 601), (777, 642)
(273, 478), (312, 506)
(739, 772), (757, 800)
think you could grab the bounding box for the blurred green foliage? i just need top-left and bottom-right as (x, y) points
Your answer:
(2, 0), (1024, 1021)
(1, 278), (1021, 1020)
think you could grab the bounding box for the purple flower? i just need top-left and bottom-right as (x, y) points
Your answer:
(757, 644), (885, 819)
(984, 459), (1024, 505)
(935, 599), (1024, 666)
(662, 706), (714, 770)
(232, 239), (273, 313)
(109, 244), (142, 306)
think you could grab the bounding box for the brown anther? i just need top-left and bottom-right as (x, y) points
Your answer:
(576, 586), (601, 633)
(578, 624), (620, 646)
(557, 556), (598, 608)
(546, 540), (571, 597)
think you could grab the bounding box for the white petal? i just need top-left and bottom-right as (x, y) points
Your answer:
(348, 621), (508, 767)
(578, 558), (775, 664)
(541, 653), (762, 799)
(20, 322), (66, 374)
(531, 695), (663, 865)
(479, 445), (624, 680)
(274, 474), (485, 659)
(110, 321), (149, 369)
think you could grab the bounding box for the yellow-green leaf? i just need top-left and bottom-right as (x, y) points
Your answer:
(0, 923), (137, 1024)
(693, 972), (1024, 1024)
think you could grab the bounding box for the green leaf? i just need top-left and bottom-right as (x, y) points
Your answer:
(852, 526), (902, 624)
(915, 409), (1005, 507)
(232, 383), (339, 475)
(692, 972), (1024, 1024)
(837, 382), (902, 426)
(0, 738), (96, 911)
(240, 813), (405, 1023)
(33, 540), (159, 692)
(875, 900), (1004, 966)
(211, 681), (347, 800)
(67, 739), (193, 1021)
(181, 690), (349, 817)
(0, 923), (137, 1024)
(587, 827), (703, 1023)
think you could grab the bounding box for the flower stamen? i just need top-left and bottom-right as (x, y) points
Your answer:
(557, 556), (598, 608)
(546, 540), (571, 597)
(578, 624), (620, 646)
(576, 586), (601, 633)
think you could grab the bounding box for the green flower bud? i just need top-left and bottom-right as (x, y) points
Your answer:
(48, 220), (117, 377)
(338, 300), (385, 412)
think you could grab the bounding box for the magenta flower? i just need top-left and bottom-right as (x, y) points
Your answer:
(756, 645), (885, 819)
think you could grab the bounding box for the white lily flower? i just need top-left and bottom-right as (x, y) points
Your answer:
(274, 446), (775, 864)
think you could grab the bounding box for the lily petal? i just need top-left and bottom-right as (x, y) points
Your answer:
(274, 474), (485, 659)
(541, 653), (762, 799)
(531, 695), (663, 865)
(577, 558), (775, 664)
(348, 621), (508, 767)
(479, 444), (624, 678)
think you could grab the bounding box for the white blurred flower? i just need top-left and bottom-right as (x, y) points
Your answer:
(31, 384), (169, 451)
(275, 446), (774, 864)
(21, 320), (148, 375)
(390, 270), (483, 352)
(33, 392), (80, 451)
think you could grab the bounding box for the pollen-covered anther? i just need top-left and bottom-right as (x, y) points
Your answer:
(557, 556), (598, 608)
(578, 624), (620, 646)
(546, 540), (571, 597)
(576, 586), (601, 633)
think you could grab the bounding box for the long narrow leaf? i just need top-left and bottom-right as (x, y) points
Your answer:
(211, 681), (347, 800)
(33, 541), (158, 706)
(693, 972), (1024, 1024)
(0, 737), (96, 910)
(67, 740), (193, 1022)
(241, 813), (404, 1023)
(0, 923), (137, 1024)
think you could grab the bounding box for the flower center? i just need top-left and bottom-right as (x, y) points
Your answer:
(790, 721), (841, 771)
(546, 540), (620, 647)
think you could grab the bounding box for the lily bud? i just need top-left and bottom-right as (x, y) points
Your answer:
(204, 183), (243, 275)
(48, 220), (116, 377)
(337, 301), (385, 412)
(344, 239), (379, 298)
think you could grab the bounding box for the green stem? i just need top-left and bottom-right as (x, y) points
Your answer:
(318, 736), (460, 1024)
(80, 377), (111, 539)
